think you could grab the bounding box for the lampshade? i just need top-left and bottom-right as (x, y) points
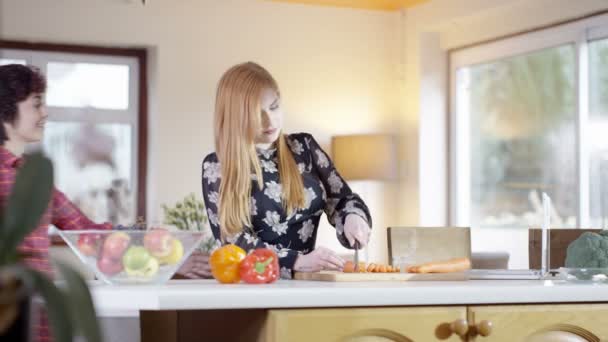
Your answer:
(331, 134), (397, 181)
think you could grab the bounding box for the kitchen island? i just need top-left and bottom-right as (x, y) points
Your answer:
(91, 279), (608, 341)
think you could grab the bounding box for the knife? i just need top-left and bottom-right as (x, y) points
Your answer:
(353, 241), (360, 272)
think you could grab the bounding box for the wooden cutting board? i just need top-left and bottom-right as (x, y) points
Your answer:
(293, 271), (468, 282)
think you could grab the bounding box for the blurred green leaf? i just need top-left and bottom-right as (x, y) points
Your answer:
(17, 267), (73, 342)
(0, 152), (53, 263)
(56, 263), (102, 342)
(0, 151), (102, 342)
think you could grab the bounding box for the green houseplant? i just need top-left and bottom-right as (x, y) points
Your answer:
(162, 193), (217, 253)
(0, 152), (102, 342)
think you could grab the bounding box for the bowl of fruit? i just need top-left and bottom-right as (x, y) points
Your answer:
(57, 228), (205, 285)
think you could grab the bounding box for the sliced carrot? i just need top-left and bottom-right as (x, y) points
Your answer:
(343, 261), (355, 273)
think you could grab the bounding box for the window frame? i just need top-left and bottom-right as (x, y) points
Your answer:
(0, 40), (148, 219)
(448, 13), (608, 229)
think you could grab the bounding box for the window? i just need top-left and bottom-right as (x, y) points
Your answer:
(450, 15), (608, 268)
(458, 45), (577, 229)
(46, 62), (130, 110)
(0, 44), (147, 225)
(0, 59), (25, 65)
(589, 36), (608, 228)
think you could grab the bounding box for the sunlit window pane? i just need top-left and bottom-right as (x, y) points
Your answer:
(458, 45), (577, 229)
(0, 59), (26, 65)
(46, 62), (129, 110)
(43, 122), (135, 225)
(589, 38), (608, 228)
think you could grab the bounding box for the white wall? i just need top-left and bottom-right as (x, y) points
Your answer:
(4, 0), (607, 269)
(401, 0), (608, 268)
(0, 0), (400, 263)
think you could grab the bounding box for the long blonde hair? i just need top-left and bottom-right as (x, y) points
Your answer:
(214, 62), (305, 239)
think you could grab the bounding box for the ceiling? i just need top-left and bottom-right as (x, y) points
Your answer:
(267, 0), (429, 11)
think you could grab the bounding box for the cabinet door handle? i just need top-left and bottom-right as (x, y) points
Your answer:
(450, 319), (470, 337)
(472, 320), (493, 337)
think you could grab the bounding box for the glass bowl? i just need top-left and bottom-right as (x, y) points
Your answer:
(558, 267), (608, 283)
(57, 229), (204, 285)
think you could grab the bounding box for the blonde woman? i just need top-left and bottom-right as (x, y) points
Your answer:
(202, 62), (371, 278)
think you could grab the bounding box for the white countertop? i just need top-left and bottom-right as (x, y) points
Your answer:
(91, 279), (608, 317)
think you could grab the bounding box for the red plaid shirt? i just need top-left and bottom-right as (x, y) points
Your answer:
(0, 146), (111, 341)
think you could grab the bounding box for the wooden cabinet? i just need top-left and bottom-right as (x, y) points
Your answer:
(141, 304), (608, 342)
(265, 304), (608, 342)
(468, 304), (608, 342)
(264, 307), (467, 342)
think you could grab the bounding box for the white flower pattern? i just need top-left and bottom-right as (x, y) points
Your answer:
(288, 138), (304, 155)
(297, 163), (306, 173)
(280, 267), (292, 279)
(315, 149), (330, 168)
(258, 148), (276, 159)
(327, 171), (344, 194)
(203, 161), (221, 184)
(298, 219), (314, 243)
(207, 208), (219, 226)
(250, 197), (258, 216)
(344, 201), (367, 222)
(208, 191), (219, 205)
(260, 159), (278, 173)
(277, 248), (290, 258)
(304, 187), (317, 208)
(263, 211), (288, 235)
(264, 181), (282, 203)
(244, 232), (259, 245)
(264, 243), (278, 253)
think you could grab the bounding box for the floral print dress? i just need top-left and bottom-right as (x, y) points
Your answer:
(201, 133), (371, 278)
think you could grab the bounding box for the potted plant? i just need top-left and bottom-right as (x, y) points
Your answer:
(162, 193), (218, 253)
(0, 152), (102, 342)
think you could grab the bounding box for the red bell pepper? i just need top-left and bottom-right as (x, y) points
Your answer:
(239, 249), (279, 284)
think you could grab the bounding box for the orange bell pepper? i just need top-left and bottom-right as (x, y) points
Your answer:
(209, 244), (246, 283)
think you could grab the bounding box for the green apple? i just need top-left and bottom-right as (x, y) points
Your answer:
(123, 246), (159, 277)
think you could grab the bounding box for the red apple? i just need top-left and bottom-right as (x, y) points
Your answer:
(102, 232), (131, 259)
(78, 233), (101, 257)
(97, 256), (123, 275)
(143, 228), (174, 258)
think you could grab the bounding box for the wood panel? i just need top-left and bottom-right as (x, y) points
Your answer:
(266, 307), (466, 342)
(140, 311), (178, 342)
(294, 270), (468, 282)
(140, 309), (268, 342)
(468, 304), (608, 342)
